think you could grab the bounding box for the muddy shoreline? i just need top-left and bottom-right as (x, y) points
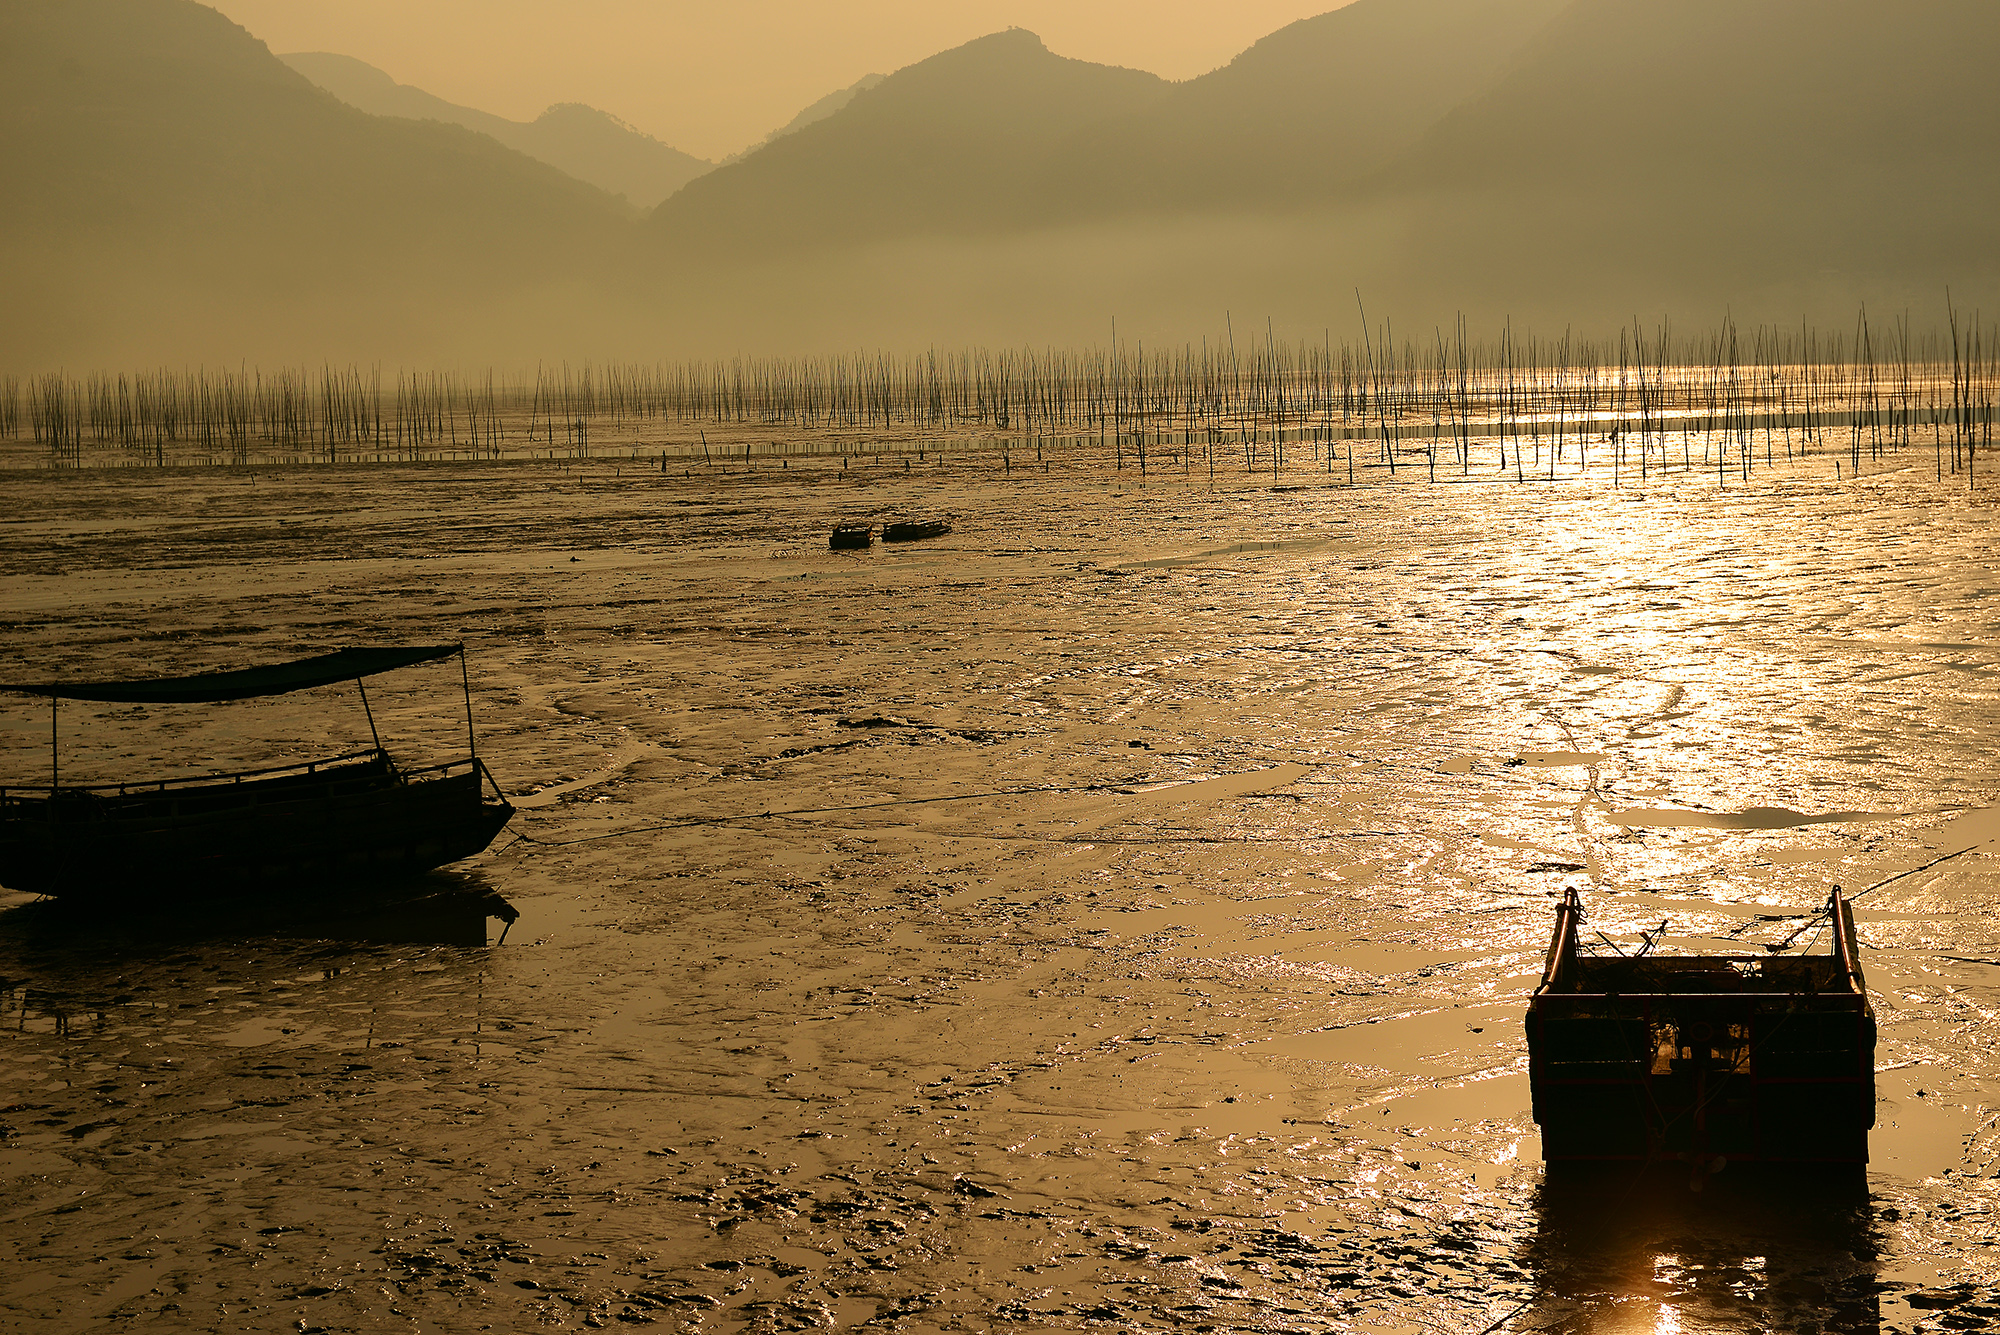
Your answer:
(4, 459), (1999, 1332)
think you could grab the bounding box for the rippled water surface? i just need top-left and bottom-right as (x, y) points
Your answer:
(4, 457), (2000, 1333)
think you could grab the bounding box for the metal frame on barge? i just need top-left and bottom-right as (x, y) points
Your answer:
(1528, 887), (1876, 1169)
(0, 645), (513, 903)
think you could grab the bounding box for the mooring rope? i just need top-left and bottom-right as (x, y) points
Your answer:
(1708, 837), (1996, 952)
(1847, 840), (1988, 899)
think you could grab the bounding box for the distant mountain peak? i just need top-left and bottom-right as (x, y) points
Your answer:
(536, 102), (649, 137)
(971, 26), (1044, 48)
(905, 27), (1078, 74)
(278, 51), (710, 208)
(651, 27), (1169, 246)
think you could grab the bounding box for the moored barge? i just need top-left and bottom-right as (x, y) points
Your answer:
(1528, 887), (1875, 1168)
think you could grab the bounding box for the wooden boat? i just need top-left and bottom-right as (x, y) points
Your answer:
(829, 523), (873, 550)
(882, 519), (952, 542)
(0, 645), (514, 904)
(1527, 887), (1875, 1168)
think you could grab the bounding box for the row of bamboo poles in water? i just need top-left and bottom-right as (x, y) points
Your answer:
(8, 312), (1995, 478)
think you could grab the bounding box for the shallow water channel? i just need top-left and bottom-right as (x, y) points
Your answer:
(3, 456), (2000, 1333)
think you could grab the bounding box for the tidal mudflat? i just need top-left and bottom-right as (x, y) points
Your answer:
(4, 458), (2000, 1333)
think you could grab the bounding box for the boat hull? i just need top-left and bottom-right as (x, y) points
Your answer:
(0, 756), (513, 904)
(1528, 990), (1876, 1166)
(1526, 890), (1876, 1168)
(883, 520), (951, 542)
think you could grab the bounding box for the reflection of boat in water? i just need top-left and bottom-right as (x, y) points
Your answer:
(318, 881), (518, 947)
(2, 876), (519, 949)
(1527, 1166), (1880, 1332)
(0, 646), (514, 904)
(1528, 887), (1875, 1169)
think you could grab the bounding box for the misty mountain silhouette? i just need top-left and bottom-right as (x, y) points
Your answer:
(280, 52), (711, 211)
(1031, 0), (1572, 215)
(719, 74), (889, 166)
(6, 0), (1996, 366)
(1403, 0), (2000, 191)
(2, 0), (630, 363)
(1383, 0), (2000, 304)
(647, 0), (1997, 307)
(3, 1), (628, 241)
(651, 30), (1170, 250)
(651, 0), (1573, 243)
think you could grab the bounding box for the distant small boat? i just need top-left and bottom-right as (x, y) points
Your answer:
(1528, 887), (1876, 1169)
(0, 645), (514, 905)
(830, 523), (873, 550)
(883, 519), (952, 542)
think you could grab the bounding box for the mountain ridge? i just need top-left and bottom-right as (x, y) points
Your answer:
(279, 51), (712, 209)
(7, 0), (1997, 365)
(1, 0), (635, 366)
(1028, 0), (1574, 216)
(649, 29), (1172, 249)
(720, 74), (889, 166)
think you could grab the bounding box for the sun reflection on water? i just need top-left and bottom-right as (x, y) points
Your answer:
(1531, 1169), (1877, 1333)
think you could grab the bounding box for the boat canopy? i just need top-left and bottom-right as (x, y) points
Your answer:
(0, 645), (462, 704)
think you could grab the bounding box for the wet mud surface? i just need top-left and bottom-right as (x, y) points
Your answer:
(5, 458), (2000, 1332)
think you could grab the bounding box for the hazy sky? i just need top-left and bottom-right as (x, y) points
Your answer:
(212, 1), (1351, 160)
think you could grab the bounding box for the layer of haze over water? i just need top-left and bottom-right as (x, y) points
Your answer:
(4, 0), (1994, 368)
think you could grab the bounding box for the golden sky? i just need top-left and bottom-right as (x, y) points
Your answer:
(211, 1), (1351, 161)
